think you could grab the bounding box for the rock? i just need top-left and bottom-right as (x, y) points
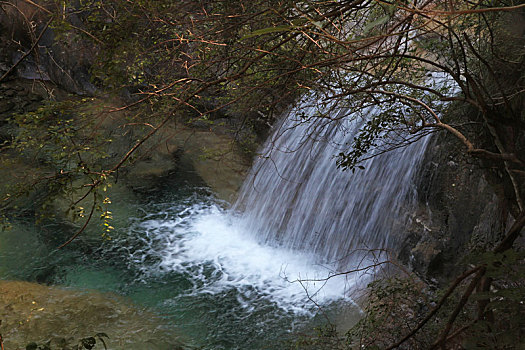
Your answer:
(28, 92), (43, 101)
(399, 131), (507, 284)
(4, 89), (15, 97)
(160, 124), (251, 202)
(0, 280), (187, 350)
(411, 239), (442, 276)
(122, 120), (251, 202)
(0, 100), (14, 113)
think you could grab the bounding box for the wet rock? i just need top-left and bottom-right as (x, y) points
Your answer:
(400, 132), (507, 284)
(160, 124), (251, 202)
(0, 280), (188, 350)
(122, 120), (251, 202)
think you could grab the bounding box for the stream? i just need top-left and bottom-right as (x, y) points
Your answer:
(0, 168), (360, 349)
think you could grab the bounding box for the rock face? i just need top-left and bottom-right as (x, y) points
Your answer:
(0, 15), (252, 204)
(0, 4), (96, 95)
(0, 79), (53, 150)
(123, 122), (251, 202)
(0, 82), (250, 207)
(0, 281), (186, 349)
(398, 132), (509, 284)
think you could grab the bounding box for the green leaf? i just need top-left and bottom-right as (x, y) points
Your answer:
(241, 25), (292, 40)
(363, 15), (390, 34)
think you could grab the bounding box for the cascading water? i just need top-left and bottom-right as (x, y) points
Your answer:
(0, 72), (456, 346)
(118, 81), (446, 322)
(234, 100), (430, 268)
(78, 76), (452, 348)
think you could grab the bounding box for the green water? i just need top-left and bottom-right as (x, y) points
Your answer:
(0, 169), (360, 349)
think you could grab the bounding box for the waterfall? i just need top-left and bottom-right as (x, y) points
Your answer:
(234, 98), (431, 267)
(113, 74), (454, 320)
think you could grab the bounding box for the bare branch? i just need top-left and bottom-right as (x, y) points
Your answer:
(57, 193), (97, 249)
(385, 266), (484, 350)
(431, 267), (486, 349)
(0, 15), (54, 83)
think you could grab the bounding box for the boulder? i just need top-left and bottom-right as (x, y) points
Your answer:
(0, 280), (186, 350)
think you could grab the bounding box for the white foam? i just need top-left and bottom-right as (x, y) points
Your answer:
(128, 203), (357, 313)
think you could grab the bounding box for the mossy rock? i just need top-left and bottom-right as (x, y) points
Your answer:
(0, 280), (187, 350)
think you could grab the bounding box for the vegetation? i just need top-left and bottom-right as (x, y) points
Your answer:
(25, 333), (108, 350)
(0, 0), (524, 348)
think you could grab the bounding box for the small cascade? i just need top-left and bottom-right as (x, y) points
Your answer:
(234, 99), (431, 267)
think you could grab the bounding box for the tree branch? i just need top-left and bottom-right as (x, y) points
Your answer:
(385, 266), (483, 350)
(494, 210), (525, 254)
(431, 267), (486, 349)
(57, 193), (96, 249)
(0, 16), (54, 83)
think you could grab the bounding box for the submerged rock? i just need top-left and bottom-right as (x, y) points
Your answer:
(0, 280), (186, 350)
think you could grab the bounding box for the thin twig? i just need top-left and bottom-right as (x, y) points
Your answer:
(57, 193), (96, 249)
(385, 266), (483, 350)
(375, 0), (525, 16)
(20, 0), (52, 14)
(431, 268), (486, 349)
(0, 16), (54, 83)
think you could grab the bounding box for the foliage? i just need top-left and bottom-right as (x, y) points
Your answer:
(55, 0), (525, 177)
(465, 250), (525, 349)
(287, 248), (524, 349)
(284, 324), (346, 350)
(0, 97), (116, 239)
(25, 333), (108, 350)
(362, 250), (524, 348)
(2, 0), (524, 218)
